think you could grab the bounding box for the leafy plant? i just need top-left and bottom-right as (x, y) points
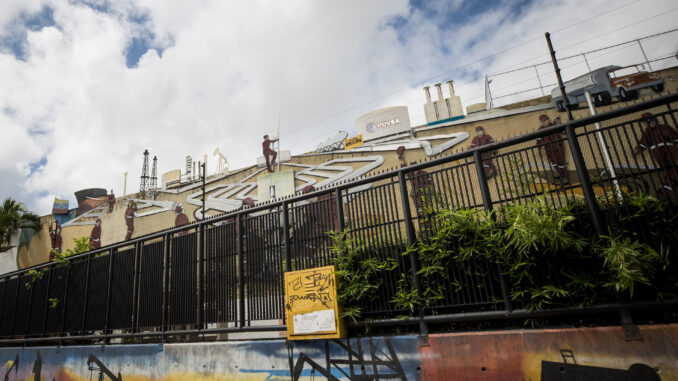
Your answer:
(24, 269), (45, 290)
(596, 233), (661, 297)
(49, 297), (59, 309)
(329, 230), (397, 323)
(51, 236), (93, 266)
(0, 198), (41, 248)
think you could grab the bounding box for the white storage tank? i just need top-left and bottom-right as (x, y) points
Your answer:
(355, 106), (411, 142)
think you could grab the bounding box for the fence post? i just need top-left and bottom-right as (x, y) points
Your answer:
(9, 275), (20, 338)
(474, 150), (513, 312)
(161, 233), (170, 341)
(103, 248), (116, 341)
(397, 170), (429, 340)
(131, 241), (142, 333)
(237, 213), (246, 328)
(335, 188), (345, 232)
(41, 264), (53, 337)
(564, 124), (605, 236)
(80, 254), (93, 333)
(25, 271), (35, 338)
(59, 266), (70, 344)
(283, 202), (291, 273)
(198, 224), (205, 330)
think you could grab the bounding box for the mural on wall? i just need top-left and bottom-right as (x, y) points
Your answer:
(262, 134), (279, 173)
(213, 147), (229, 175)
(48, 221), (62, 260)
(181, 156), (384, 219)
(287, 337), (408, 380)
(343, 131), (469, 157)
(540, 349), (661, 381)
(107, 190), (116, 214)
(469, 126), (496, 178)
(124, 200), (136, 240)
(634, 112), (678, 197)
(62, 203), (107, 227)
(123, 199), (181, 218)
(0, 325), (675, 380)
(537, 114), (569, 184)
(89, 218), (102, 249)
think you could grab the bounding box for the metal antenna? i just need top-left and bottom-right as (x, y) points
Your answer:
(140, 149), (150, 192)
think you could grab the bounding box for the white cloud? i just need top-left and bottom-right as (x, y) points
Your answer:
(0, 0), (676, 215)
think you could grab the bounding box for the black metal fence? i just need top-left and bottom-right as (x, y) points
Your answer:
(2, 93), (678, 345)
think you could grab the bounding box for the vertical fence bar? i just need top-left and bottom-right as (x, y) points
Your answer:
(80, 254), (93, 333)
(397, 170), (429, 337)
(283, 202), (291, 273)
(41, 265), (53, 337)
(564, 124), (605, 236)
(103, 248), (116, 340)
(131, 241), (142, 333)
(474, 150), (513, 312)
(237, 213), (245, 328)
(24, 272), (35, 339)
(198, 224), (205, 330)
(59, 266), (70, 343)
(161, 233), (170, 340)
(9, 275), (19, 338)
(335, 188), (345, 232)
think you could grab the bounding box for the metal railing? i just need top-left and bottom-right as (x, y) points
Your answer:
(1, 93), (678, 345)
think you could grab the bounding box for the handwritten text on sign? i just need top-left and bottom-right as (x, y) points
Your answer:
(284, 265), (345, 339)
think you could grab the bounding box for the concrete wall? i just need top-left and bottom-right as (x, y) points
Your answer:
(0, 324), (676, 380)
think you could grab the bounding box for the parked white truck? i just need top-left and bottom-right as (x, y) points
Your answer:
(551, 65), (663, 112)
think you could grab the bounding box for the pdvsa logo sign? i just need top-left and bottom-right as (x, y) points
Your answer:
(366, 118), (401, 133)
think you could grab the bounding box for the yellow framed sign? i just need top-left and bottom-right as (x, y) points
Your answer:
(344, 134), (364, 150)
(284, 265), (346, 340)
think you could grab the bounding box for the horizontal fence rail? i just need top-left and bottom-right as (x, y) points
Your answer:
(1, 93), (678, 345)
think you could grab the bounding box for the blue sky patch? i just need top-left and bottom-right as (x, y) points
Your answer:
(28, 157), (47, 177)
(125, 33), (160, 68)
(0, 6), (56, 61)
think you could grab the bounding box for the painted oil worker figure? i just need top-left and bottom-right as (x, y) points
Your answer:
(107, 189), (115, 213)
(174, 204), (189, 236)
(124, 200), (136, 240)
(48, 221), (62, 260)
(90, 218), (102, 249)
(262, 134), (278, 172)
(536, 114), (568, 184)
(634, 112), (678, 197)
(469, 126), (496, 178)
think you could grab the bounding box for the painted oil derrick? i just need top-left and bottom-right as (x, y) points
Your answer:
(150, 156), (158, 190)
(140, 149), (150, 192)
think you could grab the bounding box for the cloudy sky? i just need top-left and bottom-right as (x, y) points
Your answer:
(1, 0), (677, 215)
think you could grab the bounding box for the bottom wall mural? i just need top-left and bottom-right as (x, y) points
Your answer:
(0, 324), (677, 380)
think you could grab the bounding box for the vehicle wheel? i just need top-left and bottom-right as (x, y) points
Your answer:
(593, 93), (603, 107)
(601, 92), (612, 105)
(652, 83), (664, 93)
(555, 101), (565, 112)
(618, 87), (629, 101)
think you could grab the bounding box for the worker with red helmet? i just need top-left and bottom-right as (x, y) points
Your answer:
(634, 112), (678, 197)
(469, 126), (496, 178)
(536, 114), (568, 184)
(89, 218), (102, 249)
(262, 134), (278, 172)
